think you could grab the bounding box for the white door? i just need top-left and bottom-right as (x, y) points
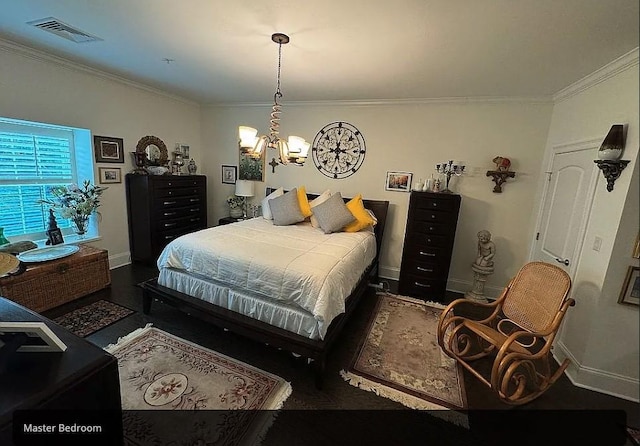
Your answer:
(532, 140), (599, 274)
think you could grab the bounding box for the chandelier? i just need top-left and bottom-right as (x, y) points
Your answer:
(238, 33), (309, 169)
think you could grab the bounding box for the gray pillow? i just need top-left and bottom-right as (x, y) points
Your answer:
(269, 188), (305, 226)
(312, 192), (356, 234)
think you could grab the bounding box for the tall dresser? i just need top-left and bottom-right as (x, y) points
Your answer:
(398, 191), (461, 302)
(125, 174), (207, 264)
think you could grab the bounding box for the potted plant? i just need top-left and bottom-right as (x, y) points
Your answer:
(226, 195), (244, 218)
(39, 180), (107, 237)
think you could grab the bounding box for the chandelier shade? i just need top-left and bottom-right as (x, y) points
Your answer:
(238, 33), (308, 169)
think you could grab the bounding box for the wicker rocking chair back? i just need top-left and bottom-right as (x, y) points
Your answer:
(501, 262), (572, 333)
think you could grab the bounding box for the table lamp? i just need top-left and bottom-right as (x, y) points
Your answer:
(234, 180), (254, 219)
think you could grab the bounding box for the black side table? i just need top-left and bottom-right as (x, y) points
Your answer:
(218, 217), (243, 226)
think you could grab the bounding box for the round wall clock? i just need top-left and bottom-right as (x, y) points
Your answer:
(311, 121), (366, 179)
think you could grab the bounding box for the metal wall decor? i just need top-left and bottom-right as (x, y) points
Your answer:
(311, 121), (366, 179)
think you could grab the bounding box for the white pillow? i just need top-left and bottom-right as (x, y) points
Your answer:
(309, 189), (332, 228)
(261, 187), (284, 220)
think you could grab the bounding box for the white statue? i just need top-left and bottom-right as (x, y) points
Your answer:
(474, 230), (496, 268)
(466, 229), (495, 302)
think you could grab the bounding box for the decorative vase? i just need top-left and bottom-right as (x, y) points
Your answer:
(229, 207), (243, 218)
(0, 227), (9, 246)
(187, 159), (197, 174)
(73, 216), (90, 238)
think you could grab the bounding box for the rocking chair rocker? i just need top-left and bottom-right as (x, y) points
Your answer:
(437, 261), (575, 405)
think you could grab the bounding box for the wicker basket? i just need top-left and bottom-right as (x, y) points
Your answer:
(0, 245), (110, 312)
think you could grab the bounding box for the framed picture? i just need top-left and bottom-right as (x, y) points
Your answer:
(222, 165), (237, 184)
(633, 232), (640, 259)
(0, 322), (67, 352)
(46, 228), (64, 246)
(618, 266), (640, 306)
(239, 151), (265, 182)
(180, 144), (190, 159)
(99, 167), (122, 184)
(385, 171), (413, 192)
(93, 135), (124, 163)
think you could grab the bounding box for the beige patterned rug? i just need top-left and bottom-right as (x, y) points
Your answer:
(341, 293), (467, 425)
(105, 325), (292, 445)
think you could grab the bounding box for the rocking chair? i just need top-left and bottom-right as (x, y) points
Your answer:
(437, 261), (575, 405)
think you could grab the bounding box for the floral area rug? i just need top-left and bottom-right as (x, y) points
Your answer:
(105, 325), (292, 446)
(341, 293), (468, 426)
(53, 299), (134, 337)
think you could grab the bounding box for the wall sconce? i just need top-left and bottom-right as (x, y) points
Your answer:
(594, 124), (629, 192)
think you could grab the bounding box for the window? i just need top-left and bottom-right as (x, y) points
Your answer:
(0, 117), (94, 242)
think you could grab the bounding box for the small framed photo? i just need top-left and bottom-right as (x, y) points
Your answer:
(46, 228), (64, 246)
(222, 165), (237, 184)
(385, 171), (413, 192)
(618, 266), (640, 306)
(94, 135), (125, 163)
(180, 145), (190, 159)
(0, 321), (67, 352)
(99, 167), (122, 184)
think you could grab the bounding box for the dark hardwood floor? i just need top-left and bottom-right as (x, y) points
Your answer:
(42, 264), (640, 446)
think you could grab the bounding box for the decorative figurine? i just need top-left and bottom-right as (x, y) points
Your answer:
(45, 209), (64, 245)
(492, 156), (511, 171)
(465, 229), (496, 302)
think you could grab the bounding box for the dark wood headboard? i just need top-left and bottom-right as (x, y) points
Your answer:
(265, 187), (389, 262)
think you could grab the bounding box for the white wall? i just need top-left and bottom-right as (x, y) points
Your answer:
(200, 100), (553, 296)
(0, 40), (202, 267)
(537, 51), (639, 401)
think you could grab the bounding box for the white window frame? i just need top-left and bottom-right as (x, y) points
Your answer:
(0, 117), (97, 245)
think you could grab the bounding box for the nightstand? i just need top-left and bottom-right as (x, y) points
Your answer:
(218, 216), (243, 226)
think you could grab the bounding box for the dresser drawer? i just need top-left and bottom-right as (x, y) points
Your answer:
(400, 259), (449, 278)
(404, 232), (449, 248)
(400, 275), (447, 298)
(154, 195), (204, 210)
(155, 214), (206, 232)
(158, 204), (203, 219)
(403, 245), (450, 263)
(413, 197), (456, 212)
(154, 186), (205, 198)
(413, 208), (456, 224)
(154, 177), (206, 190)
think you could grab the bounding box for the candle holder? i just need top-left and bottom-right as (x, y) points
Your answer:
(435, 160), (465, 193)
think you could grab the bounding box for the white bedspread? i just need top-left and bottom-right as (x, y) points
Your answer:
(157, 218), (376, 338)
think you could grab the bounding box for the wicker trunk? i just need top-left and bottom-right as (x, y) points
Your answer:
(0, 245), (110, 312)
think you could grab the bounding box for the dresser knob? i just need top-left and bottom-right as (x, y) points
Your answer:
(414, 282), (431, 288)
(426, 238), (432, 243)
(419, 251), (436, 257)
(429, 227), (434, 231)
(416, 266), (433, 273)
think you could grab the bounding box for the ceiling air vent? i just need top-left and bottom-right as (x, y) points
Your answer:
(27, 17), (102, 43)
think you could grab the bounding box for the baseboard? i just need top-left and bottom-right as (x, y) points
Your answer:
(379, 265), (400, 281)
(108, 251), (131, 270)
(554, 340), (639, 403)
(446, 278), (503, 300)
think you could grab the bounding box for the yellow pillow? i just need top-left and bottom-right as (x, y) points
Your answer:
(343, 194), (376, 232)
(297, 186), (313, 218)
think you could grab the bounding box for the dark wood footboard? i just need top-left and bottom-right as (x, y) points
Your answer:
(139, 264), (377, 389)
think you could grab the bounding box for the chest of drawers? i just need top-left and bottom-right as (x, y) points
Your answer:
(126, 174), (207, 264)
(398, 192), (461, 301)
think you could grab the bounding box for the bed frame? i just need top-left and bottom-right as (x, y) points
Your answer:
(139, 188), (389, 388)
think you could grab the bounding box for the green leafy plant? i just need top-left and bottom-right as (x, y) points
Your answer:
(38, 180), (107, 234)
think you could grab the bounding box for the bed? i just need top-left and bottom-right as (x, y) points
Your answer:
(139, 188), (389, 387)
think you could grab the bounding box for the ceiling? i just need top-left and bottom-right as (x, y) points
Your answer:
(1, 0), (638, 105)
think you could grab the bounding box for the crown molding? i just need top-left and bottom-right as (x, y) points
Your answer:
(553, 48), (639, 103)
(0, 37), (199, 107)
(208, 95), (553, 108)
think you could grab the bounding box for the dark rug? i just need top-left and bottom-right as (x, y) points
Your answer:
(54, 299), (135, 337)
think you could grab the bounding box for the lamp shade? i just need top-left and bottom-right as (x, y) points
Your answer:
(235, 180), (254, 197)
(597, 125), (625, 160)
(238, 126), (258, 148)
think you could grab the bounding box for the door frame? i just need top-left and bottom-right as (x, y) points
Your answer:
(528, 137), (600, 277)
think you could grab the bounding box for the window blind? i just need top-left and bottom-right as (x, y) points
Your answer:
(0, 122), (76, 237)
